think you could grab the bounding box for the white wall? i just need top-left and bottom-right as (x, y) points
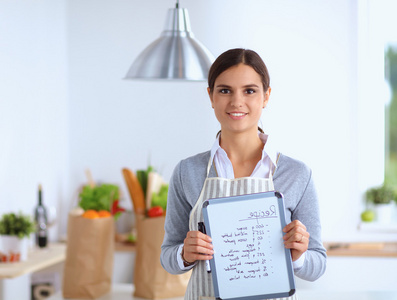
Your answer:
(66, 0), (377, 242)
(0, 0), (393, 245)
(0, 1), (68, 241)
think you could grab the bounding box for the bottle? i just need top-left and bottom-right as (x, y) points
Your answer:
(35, 184), (48, 248)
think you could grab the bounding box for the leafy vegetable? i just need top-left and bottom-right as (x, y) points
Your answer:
(136, 166), (154, 198)
(0, 212), (35, 239)
(79, 184), (120, 211)
(151, 184), (168, 211)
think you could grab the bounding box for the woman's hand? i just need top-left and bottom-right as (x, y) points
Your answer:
(182, 230), (214, 264)
(283, 220), (310, 261)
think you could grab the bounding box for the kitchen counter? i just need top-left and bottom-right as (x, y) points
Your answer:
(324, 242), (397, 257)
(0, 240), (135, 280)
(47, 284), (182, 300)
(47, 284), (397, 300)
(0, 243), (65, 279)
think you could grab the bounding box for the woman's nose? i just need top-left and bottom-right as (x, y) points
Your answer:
(230, 93), (244, 107)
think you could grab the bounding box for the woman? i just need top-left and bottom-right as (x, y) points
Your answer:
(161, 48), (326, 299)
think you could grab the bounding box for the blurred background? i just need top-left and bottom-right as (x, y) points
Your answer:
(1, 0), (397, 298)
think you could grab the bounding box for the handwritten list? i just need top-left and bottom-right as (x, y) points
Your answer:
(204, 194), (293, 299)
(220, 205), (277, 282)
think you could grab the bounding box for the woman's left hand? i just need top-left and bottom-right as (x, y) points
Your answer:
(283, 220), (310, 261)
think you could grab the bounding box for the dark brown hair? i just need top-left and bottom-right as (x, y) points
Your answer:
(208, 48), (270, 94)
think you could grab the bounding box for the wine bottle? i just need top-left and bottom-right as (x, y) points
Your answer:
(35, 184), (48, 248)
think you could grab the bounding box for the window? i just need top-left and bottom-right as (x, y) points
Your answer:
(358, 0), (397, 188)
(357, 1), (397, 231)
(385, 46), (397, 186)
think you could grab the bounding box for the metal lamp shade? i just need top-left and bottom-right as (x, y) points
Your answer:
(125, 7), (214, 81)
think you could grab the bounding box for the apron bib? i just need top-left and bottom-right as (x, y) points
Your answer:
(184, 158), (298, 300)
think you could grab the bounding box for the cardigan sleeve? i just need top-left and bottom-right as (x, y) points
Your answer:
(291, 169), (327, 281)
(160, 160), (194, 275)
(274, 154), (327, 282)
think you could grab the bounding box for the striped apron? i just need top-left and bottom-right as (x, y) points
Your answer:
(184, 158), (298, 300)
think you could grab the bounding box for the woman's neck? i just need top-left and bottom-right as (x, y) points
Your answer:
(219, 129), (264, 177)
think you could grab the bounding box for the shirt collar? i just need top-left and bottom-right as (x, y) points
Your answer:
(210, 132), (279, 169)
(258, 132), (279, 169)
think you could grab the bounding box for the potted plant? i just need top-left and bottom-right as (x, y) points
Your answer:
(365, 184), (397, 223)
(0, 212), (35, 262)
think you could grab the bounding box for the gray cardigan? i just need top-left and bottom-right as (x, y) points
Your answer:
(160, 151), (326, 282)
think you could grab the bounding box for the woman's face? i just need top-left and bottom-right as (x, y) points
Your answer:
(208, 63), (270, 136)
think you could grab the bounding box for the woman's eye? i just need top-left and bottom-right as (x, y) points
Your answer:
(245, 89), (255, 94)
(219, 89), (230, 94)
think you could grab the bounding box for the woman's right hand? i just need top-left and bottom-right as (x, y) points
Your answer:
(182, 230), (214, 264)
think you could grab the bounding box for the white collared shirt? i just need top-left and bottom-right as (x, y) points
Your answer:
(210, 132), (279, 178)
(177, 132), (305, 270)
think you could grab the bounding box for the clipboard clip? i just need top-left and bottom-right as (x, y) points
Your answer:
(275, 191), (283, 199)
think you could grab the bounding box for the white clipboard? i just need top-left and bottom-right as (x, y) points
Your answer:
(202, 191), (296, 300)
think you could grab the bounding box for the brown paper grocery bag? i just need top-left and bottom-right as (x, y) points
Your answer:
(134, 215), (191, 299)
(63, 214), (115, 299)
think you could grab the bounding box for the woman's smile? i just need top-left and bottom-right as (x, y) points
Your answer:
(228, 111), (248, 120)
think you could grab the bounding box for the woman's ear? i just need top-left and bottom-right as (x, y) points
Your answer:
(263, 87), (271, 108)
(207, 87), (214, 108)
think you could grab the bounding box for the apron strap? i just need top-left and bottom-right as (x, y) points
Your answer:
(271, 152), (281, 176)
(206, 156), (213, 176)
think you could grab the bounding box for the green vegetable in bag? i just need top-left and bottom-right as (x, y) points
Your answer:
(79, 184), (119, 211)
(136, 166), (154, 198)
(151, 184), (168, 211)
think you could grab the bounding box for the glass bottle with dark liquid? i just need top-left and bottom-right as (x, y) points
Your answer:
(35, 184), (48, 248)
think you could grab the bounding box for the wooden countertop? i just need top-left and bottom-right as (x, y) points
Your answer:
(47, 283), (397, 300)
(324, 242), (397, 257)
(0, 241), (135, 280)
(0, 243), (66, 279)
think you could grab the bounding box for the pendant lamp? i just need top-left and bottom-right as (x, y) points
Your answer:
(125, 1), (214, 81)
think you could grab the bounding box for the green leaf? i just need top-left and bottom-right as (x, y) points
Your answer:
(0, 212), (35, 239)
(79, 184), (119, 211)
(136, 166), (155, 198)
(151, 184), (168, 211)
(366, 184), (397, 204)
